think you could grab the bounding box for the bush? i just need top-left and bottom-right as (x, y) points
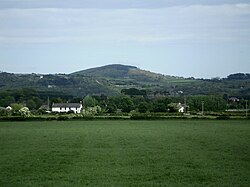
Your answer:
(19, 107), (31, 117)
(216, 115), (230, 120)
(57, 115), (70, 121)
(130, 114), (188, 120)
(0, 108), (9, 116)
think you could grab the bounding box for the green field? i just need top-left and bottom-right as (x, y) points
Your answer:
(0, 120), (249, 187)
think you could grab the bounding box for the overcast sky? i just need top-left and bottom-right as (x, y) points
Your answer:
(0, 0), (250, 78)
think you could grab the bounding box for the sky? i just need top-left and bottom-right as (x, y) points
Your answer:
(0, 0), (250, 78)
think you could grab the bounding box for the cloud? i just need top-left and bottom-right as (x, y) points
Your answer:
(1, 0), (250, 9)
(0, 3), (250, 44)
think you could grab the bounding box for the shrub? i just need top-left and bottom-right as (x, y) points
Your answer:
(216, 115), (230, 120)
(19, 107), (31, 117)
(57, 115), (70, 121)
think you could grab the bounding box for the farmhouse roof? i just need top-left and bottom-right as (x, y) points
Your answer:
(52, 103), (82, 108)
(39, 105), (50, 110)
(228, 97), (240, 102)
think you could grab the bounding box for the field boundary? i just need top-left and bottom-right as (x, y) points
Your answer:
(0, 114), (249, 121)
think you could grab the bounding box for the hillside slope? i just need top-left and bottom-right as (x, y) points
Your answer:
(71, 64), (173, 82)
(72, 64), (137, 78)
(0, 65), (249, 98)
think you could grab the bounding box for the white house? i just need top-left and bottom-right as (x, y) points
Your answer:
(52, 103), (82, 113)
(228, 97), (240, 102)
(6, 106), (12, 110)
(178, 105), (185, 113)
(177, 103), (188, 113)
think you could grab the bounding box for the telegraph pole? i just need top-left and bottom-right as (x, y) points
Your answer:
(47, 96), (50, 108)
(201, 101), (204, 115)
(246, 100), (248, 118)
(184, 97), (187, 113)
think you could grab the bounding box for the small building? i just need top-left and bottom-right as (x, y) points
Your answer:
(6, 106), (12, 110)
(52, 103), (82, 113)
(228, 97), (240, 102)
(39, 105), (50, 113)
(178, 105), (185, 113)
(177, 103), (189, 113)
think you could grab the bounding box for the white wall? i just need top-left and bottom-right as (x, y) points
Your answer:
(52, 105), (82, 113)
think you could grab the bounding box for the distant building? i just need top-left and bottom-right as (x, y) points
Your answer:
(6, 106), (12, 110)
(52, 103), (82, 113)
(228, 97), (240, 102)
(48, 85), (56, 88)
(177, 103), (189, 113)
(178, 105), (185, 113)
(39, 105), (50, 113)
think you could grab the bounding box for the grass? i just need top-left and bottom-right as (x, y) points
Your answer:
(0, 120), (249, 187)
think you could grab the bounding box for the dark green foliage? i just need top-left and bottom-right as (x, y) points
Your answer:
(0, 66), (249, 116)
(167, 103), (179, 113)
(152, 101), (167, 112)
(0, 96), (15, 107)
(0, 108), (8, 116)
(121, 88), (147, 96)
(72, 64), (137, 78)
(50, 97), (63, 104)
(187, 95), (227, 112)
(106, 103), (117, 113)
(0, 72), (116, 97)
(1, 66), (250, 100)
(227, 73), (250, 80)
(138, 102), (149, 113)
(120, 96), (134, 113)
(216, 115), (230, 120)
(26, 99), (37, 110)
(57, 115), (70, 120)
(0, 120), (250, 186)
(83, 95), (98, 107)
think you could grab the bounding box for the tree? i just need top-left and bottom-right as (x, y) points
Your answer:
(152, 102), (167, 112)
(10, 103), (24, 116)
(121, 88), (146, 96)
(32, 97), (43, 109)
(19, 107), (31, 117)
(120, 96), (134, 113)
(106, 103), (117, 113)
(227, 73), (250, 80)
(26, 99), (36, 110)
(138, 102), (149, 113)
(187, 96), (227, 112)
(0, 108), (9, 116)
(83, 105), (102, 115)
(0, 96), (15, 107)
(83, 95), (98, 107)
(167, 103), (179, 113)
(11, 103), (23, 112)
(51, 98), (63, 105)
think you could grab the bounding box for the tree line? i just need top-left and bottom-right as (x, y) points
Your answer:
(1, 87), (248, 117)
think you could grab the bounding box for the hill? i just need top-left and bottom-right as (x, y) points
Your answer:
(0, 64), (249, 100)
(70, 64), (182, 94)
(71, 64), (173, 82)
(72, 64), (138, 78)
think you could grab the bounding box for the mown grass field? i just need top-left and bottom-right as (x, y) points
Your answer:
(0, 120), (249, 187)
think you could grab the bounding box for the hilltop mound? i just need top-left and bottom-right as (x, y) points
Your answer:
(71, 64), (137, 78)
(71, 64), (170, 82)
